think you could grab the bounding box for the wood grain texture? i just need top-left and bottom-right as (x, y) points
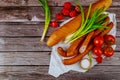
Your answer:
(1, 0), (118, 7)
(0, 7), (29, 22)
(0, 0), (27, 6)
(1, 65), (120, 74)
(2, 73), (120, 80)
(0, 7), (119, 22)
(0, 52), (119, 66)
(0, 66), (119, 80)
(0, 23), (55, 37)
(0, 52), (50, 65)
(28, 7), (120, 22)
(0, 38), (51, 51)
(0, 21), (119, 37)
(0, 37), (118, 51)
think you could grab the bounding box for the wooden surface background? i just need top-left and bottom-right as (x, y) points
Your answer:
(0, 0), (119, 80)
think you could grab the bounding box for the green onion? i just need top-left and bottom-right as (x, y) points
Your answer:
(95, 14), (108, 24)
(88, 53), (92, 67)
(65, 1), (107, 43)
(38, 0), (51, 42)
(75, 0), (84, 27)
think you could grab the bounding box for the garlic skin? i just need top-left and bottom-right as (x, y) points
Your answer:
(80, 58), (91, 70)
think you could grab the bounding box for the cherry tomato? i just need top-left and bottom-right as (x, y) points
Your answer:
(96, 56), (103, 63)
(94, 36), (104, 47)
(56, 13), (64, 20)
(93, 47), (102, 56)
(64, 2), (72, 10)
(69, 10), (77, 17)
(103, 46), (114, 57)
(61, 8), (70, 16)
(104, 35), (115, 45)
(50, 20), (58, 28)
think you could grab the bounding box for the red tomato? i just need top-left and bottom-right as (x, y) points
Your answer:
(64, 2), (72, 10)
(50, 20), (58, 28)
(96, 56), (103, 63)
(104, 35), (115, 45)
(94, 36), (104, 47)
(93, 47), (102, 56)
(61, 8), (70, 16)
(69, 10), (77, 17)
(56, 13), (64, 20)
(104, 46), (114, 57)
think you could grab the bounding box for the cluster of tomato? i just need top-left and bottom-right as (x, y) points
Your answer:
(93, 35), (115, 63)
(50, 2), (80, 28)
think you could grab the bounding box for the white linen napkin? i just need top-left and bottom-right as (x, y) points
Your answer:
(48, 12), (116, 77)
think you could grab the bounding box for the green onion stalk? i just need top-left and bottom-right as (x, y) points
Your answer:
(88, 52), (93, 68)
(38, 0), (51, 42)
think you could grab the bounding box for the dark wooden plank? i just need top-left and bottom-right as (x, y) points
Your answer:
(2, 73), (120, 80)
(0, 52), (50, 65)
(28, 7), (120, 22)
(0, 7), (119, 22)
(0, 23), (55, 37)
(6, 73), (120, 80)
(27, 0), (98, 7)
(0, 21), (119, 37)
(0, 66), (120, 80)
(0, 7), (29, 22)
(0, 38), (51, 51)
(0, 37), (119, 51)
(0, 0), (27, 6)
(0, 52), (119, 66)
(28, 0), (120, 7)
(0, 0), (119, 7)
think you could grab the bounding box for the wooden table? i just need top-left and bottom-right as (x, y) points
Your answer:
(0, 0), (119, 80)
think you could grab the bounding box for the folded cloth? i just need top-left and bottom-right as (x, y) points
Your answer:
(48, 12), (116, 77)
